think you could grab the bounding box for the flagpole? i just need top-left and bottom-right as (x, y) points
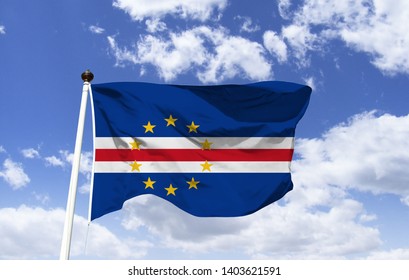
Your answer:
(60, 70), (94, 260)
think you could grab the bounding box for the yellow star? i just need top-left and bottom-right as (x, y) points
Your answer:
(186, 121), (200, 133)
(129, 161), (142, 172)
(187, 177), (200, 189)
(129, 139), (142, 150)
(201, 139), (213, 150)
(143, 121), (156, 133)
(200, 160), (213, 172)
(164, 115), (178, 127)
(165, 184), (178, 196)
(143, 177), (156, 189)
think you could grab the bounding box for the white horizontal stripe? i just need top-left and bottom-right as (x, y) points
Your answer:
(94, 161), (291, 173)
(95, 137), (294, 149)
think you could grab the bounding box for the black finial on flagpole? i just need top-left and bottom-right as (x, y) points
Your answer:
(81, 70), (94, 83)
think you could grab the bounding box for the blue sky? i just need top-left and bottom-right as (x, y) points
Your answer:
(1, 0), (409, 259)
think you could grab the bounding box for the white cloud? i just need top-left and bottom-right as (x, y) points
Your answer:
(0, 25), (5, 35)
(293, 111), (409, 201)
(280, 0), (409, 75)
(0, 205), (151, 259)
(303, 76), (316, 91)
(145, 18), (167, 33)
(0, 146), (6, 153)
(113, 0), (227, 21)
(21, 148), (40, 159)
(44, 156), (65, 167)
(0, 159), (30, 190)
(277, 0), (291, 19)
(367, 248), (409, 260)
(89, 25), (105, 34)
(359, 213), (377, 223)
(121, 194), (380, 259)
(196, 30), (272, 83)
(45, 150), (93, 176)
(136, 31), (207, 81)
(79, 182), (91, 194)
(400, 195), (409, 207)
(32, 191), (50, 205)
(58, 150), (93, 194)
(59, 150), (93, 176)
(107, 36), (138, 67)
(236, 16), (260, 33)
(44, 150), (93, 194)
(292, 0), (372, 27)
(281, 24), (319, 67)
(263, 30), (288, 63)
(107, 0), (409, 81)
(109, 26), (272, 83)
(340, 1), (409, 75)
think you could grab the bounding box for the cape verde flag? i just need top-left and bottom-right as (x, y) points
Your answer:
(90, 81), (311, 221)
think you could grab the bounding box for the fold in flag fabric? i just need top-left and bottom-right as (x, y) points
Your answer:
(90, 81), (311, 221)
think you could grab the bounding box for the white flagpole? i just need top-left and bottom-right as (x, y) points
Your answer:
(60, 70), (94, 260)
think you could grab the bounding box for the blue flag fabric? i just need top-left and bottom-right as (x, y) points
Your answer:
(90, 81), (311, 221)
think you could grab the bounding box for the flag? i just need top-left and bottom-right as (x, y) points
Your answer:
(89, 81), (311, 220)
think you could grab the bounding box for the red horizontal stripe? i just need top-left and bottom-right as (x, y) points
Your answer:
(95, 149), (294, 162)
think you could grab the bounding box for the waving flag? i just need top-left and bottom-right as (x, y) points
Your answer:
(90, 81), (311, 220)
